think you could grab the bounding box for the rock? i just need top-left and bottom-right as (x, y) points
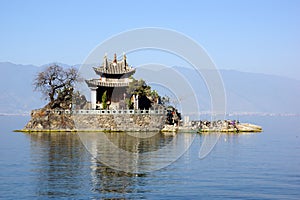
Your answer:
(24, 108), (75, 131)
(188, 119), (262, 133)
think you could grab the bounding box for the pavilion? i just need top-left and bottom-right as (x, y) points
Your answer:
(85, 53), (136, 110)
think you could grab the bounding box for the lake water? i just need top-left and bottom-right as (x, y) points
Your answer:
(0, 115), (300, 199)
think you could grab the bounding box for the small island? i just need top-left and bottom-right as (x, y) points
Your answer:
(20, 53), (262, 133)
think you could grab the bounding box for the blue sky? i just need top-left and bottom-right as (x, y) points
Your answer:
(1, 0), (299, 79)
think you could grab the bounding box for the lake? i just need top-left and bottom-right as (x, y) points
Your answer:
(0, 115), (299, 199)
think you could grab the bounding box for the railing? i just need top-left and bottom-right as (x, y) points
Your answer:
(73, 109), (166, 115)
(103, 78), (130, 83)
(42, 109), (166, 115)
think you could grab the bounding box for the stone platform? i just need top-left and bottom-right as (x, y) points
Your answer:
(21, 108), (166, 132)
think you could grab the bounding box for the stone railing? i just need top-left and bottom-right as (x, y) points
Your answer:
(103, 78), (130, 83)
(40, 109), (166, 115)
(39, 109), (166, 115)
(73, 109), (166, 115)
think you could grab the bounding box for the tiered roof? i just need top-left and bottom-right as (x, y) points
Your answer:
(94, 53), (135, 76)
(85, 53), (135, 88)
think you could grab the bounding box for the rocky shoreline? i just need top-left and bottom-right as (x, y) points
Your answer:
(193, 120), (262, 132)
(19, 108), (262, 133)
(23, 109), (75, 131)
(162, 120), (262, 133)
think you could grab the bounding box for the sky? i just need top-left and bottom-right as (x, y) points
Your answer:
(0, 0), (299, 80)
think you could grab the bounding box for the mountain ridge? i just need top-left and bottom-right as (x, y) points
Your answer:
(0, 62), (299, 115)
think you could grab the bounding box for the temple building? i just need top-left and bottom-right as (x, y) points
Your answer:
(85, 53), (136, 110)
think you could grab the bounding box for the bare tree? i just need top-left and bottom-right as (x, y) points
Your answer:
(34, 64), (79, 109)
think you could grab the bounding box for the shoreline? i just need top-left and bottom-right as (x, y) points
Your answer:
(15, 122), (263, 133)
(18, 109), (262, 133)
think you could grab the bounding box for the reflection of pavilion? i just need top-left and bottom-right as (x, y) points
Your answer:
(85, 53), (136, 110)
(82, 132), (173, 173)
(79, 131), (195, 174)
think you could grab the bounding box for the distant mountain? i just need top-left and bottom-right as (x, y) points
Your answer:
(0, 62), (41, 114)
(172, 67), (300, 115)
(220, 70), (300, 114)
(0, 62), (74, 114)
(0, 62), (299, 115)
(155, 66), (300, 115)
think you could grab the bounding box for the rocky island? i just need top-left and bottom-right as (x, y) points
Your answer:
(20, 53), (262, 133)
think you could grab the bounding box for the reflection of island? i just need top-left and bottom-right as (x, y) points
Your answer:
(87, 132), (194, 195)
(79, 131), (194, 173)
(104, 132), (174, 153)
(27, 132), (194, 198)
(27, 133), (88, 198)
(90, 157), (147, 196)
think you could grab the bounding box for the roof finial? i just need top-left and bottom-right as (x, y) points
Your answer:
(113, 53), (117, 63)
(123, 52), (127, 70)
(104, 53), (108, 70)
(123, 52), (126, 61)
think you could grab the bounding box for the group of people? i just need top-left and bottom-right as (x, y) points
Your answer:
(166, 107), (181, 125)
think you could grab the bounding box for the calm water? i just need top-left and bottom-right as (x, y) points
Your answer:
(0, 115), (300, 199)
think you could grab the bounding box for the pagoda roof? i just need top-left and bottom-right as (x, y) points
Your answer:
(93, 66), (135, 76)
(94, 53), (136, 76)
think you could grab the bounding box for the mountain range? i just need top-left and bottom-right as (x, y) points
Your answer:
(0, 62), (299, 116)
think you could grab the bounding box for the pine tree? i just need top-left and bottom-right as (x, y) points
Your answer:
(102, 91), (107, 109)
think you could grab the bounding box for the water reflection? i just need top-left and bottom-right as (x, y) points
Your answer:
(15, 117), (300, 199)
(79, 132), (195, 173)
(90, 157), (148, 197)
(27, 132), (194, 198)
(28, 133), (89, 198)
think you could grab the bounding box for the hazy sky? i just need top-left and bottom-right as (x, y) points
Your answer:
(1, 0), (299, 79)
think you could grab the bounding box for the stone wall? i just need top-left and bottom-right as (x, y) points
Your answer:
(73, 114), (165, 132)
(24, 109), (165, 132)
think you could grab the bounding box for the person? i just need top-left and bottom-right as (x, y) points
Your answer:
(96, 101), (101, 110)
(107, 100), (111, 110)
